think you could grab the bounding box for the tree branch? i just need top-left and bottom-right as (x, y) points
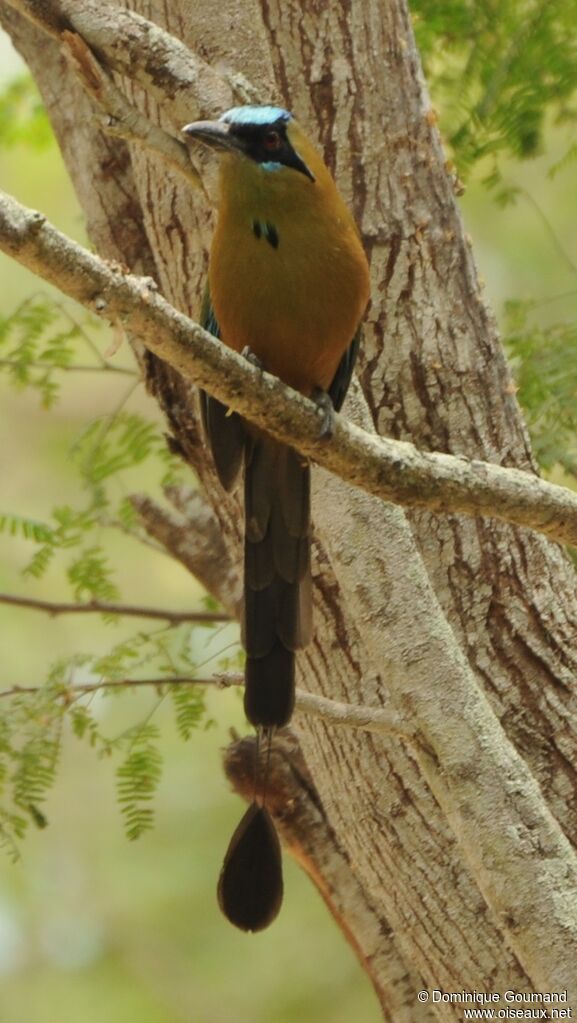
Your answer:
(1, 4), (258, 199)
(0, 673), (409, 737)
(60, 30), (203, 191)
(0, 593), (229, 624)
(0, 0), (247, 117)
(2, 187), (577, 550)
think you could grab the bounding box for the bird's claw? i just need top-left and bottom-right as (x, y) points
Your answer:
(241, 346), (265, 372)
(311, 387), (335, 439)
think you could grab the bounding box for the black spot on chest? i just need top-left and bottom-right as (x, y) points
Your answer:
(252, 219), (279, 249)
(265, 222), (279, 249)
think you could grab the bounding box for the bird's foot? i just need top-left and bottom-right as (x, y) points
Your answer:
(241, 346), (265, 372)
(311, 387), (336, 438)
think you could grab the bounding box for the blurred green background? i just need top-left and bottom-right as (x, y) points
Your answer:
(1, 13), (577, 1023)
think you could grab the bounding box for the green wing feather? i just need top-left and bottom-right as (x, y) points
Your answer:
(199, 286), (245, 490)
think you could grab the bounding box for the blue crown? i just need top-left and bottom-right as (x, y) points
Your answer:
(219, 106), (292, 126)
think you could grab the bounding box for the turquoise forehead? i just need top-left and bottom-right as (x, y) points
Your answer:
(219, 106), (292, 126)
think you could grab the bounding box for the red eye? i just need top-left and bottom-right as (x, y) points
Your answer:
(263, 130), (282, 150)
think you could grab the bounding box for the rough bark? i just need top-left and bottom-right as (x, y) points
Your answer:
(1, 0), (577, 1015)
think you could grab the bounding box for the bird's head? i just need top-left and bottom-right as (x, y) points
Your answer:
(182, 105), (316, 185)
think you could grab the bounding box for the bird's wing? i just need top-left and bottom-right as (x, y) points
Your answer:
(199, 286), (246, 490)
(327, 327), (361, 412)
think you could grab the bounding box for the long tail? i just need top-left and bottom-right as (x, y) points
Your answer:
(216, 435), (311, 932)
(200, 292), (316, 930)
(243, 435), (311, 729)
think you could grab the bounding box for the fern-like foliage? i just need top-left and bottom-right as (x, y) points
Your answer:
(0, 616), (228, 853)
(72, 411), (163, 487)
(0, 281), (203, 852)
(0, 296), (83, 407)
(67, 545), (120, 603)
(171, 685), (205, 742)
(504, 300), (577, 479)
(11, 729), (60, 831)
(115, 724), (163, 841)
(0, 513), (53, 543)
(412, 0), (577, 186)
(0, 295), (134, 408)
(0, 676), (65, 854)
(0, 293), (183, 604)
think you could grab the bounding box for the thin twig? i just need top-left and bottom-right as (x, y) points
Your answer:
(0, 673), (411, 738)
(295, 689), (410, 739)
(0, 358), (136, 375)
(0, 593), (230, 624)
(520, 188), (577, 277)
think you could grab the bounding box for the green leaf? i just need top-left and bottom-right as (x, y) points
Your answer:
(0, 513), (53, 543)
(70, 704), (99, 744)
(11, 731), (61, 825)
(67, 545), (119, 603)
(170, 684), (205, 741)
(22, 544), (55, 580)
(412, 0), (577, 180)
(92, 640), (141, 681)
(116, 725), (163, 841)
(72, 413), (159, 486)
(504, 312), (577, 478)
(0, 296), (84, 406)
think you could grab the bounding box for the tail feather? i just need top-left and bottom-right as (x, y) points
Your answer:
(217, 802), (283, 933)
(245, 640), (295, 727)
(244, 437), (276, 542)
(199, 391), (244, 491)
(276, 446), (310, 536)
(243, 577), (286, 657)
(243, 437), (311, 728)
(294, 566), (313, 648)
(271, 512), (309, 583)
(244, 523), (276, 590)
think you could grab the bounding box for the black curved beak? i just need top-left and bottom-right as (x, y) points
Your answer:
(181, 120), (240, 153)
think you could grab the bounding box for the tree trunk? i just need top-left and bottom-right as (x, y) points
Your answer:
(2, 0), (577, 1015)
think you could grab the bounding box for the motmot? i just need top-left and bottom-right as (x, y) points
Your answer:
(182, 105), (370, 931)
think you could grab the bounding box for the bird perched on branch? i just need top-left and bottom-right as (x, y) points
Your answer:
(182, 105), (370, 932)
